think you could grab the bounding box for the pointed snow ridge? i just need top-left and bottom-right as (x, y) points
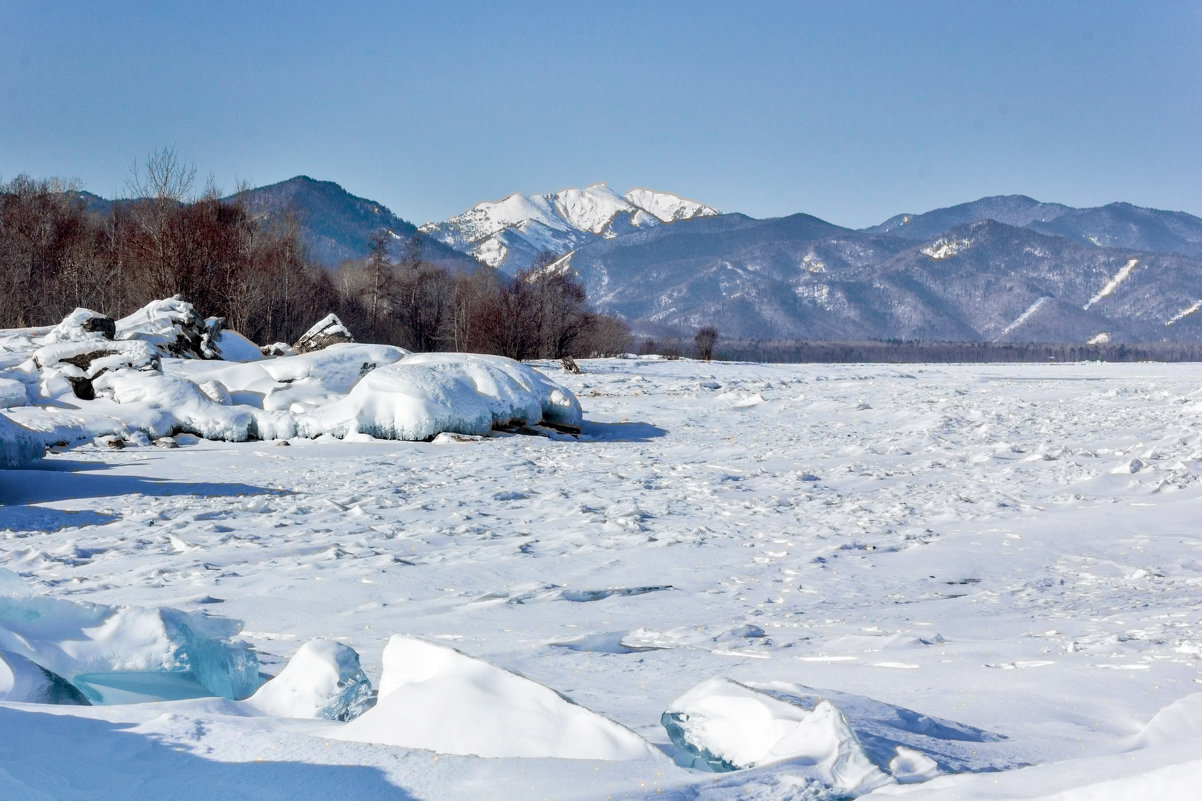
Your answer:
(554, 184), (637, 234)
(625, 188), (720, 223)
(332, 635), (657, 760)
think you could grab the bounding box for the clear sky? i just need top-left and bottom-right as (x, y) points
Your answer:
(2, 1), (1200, 228)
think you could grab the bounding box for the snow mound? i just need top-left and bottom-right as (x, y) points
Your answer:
(746, 680), (1013, 776)
(0, 412), (43, 466)
(301, 353), (583, 441)
(247, 639), (374, 721)
(332, 635), (657, 760)
(0, 570), (261, 704)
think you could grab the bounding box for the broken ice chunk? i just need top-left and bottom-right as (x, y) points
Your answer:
(247, 639), (374, 721)
(159, 609), (261, 700)
(661, 677), (891, 795)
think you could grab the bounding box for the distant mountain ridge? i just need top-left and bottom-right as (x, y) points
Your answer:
(865, 195), (1202, 260)
(231, 176), (478, 271)
(561, 208), (1202, 344)
(418, 183), (718, 272)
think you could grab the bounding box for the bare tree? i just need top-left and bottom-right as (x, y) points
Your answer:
(694, 325), (719, 361)
(125, 146), (196, 202)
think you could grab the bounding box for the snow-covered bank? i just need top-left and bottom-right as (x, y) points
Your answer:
(5, 352), (1202, 798)
(0, 300), (582, 450)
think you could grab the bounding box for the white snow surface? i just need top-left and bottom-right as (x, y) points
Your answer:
(4, 357), (1202, 798)
(920, 237), (972, 260)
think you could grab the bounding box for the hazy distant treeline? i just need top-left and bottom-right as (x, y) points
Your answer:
(707, 338), (1202, 363)
(0, 163), (629, 359)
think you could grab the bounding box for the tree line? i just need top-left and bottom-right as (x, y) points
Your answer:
(705, 338), (1202, 363)
(0, 155), (629, 359)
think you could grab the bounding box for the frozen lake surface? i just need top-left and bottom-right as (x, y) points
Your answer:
(4, 357), (1202, 799)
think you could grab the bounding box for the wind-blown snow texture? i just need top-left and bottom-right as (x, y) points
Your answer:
(4, 355), (1202, 799)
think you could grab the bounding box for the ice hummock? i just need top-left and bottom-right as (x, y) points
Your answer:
(661, 677), (889, 795)
(662, 677), (1017, 791)
(0, 569), (261, 704)
(247, 639), (374, 721)
(0, 411), (43, 467)
(332, 635), (657, 760)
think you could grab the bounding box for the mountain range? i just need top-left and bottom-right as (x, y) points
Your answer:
(74, 177), (1202, 344)
(561, 207), (1202, 343)
(258, 181), (1202, 344)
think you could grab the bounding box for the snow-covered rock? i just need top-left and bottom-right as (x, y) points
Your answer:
(294, 314), (353, 354)
(43, 308), (117, 344)
(247, 639), (374, 721)
(115, 296), (221, 359)
(1, 307), (582, 448)
(332, 635), (657, 760)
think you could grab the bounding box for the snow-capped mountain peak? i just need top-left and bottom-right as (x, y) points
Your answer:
(553, 183), (637, 235)
(420, 184), (720, 271)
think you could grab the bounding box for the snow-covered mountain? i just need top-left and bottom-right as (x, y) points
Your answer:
(564, 212), (1202, 343)
(419, 183), (718, 272)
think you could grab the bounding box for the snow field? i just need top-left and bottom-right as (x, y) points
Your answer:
(4, 356), (1202, 798)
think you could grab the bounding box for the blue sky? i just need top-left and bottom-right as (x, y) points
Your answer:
(2, 1), (1199, 228)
